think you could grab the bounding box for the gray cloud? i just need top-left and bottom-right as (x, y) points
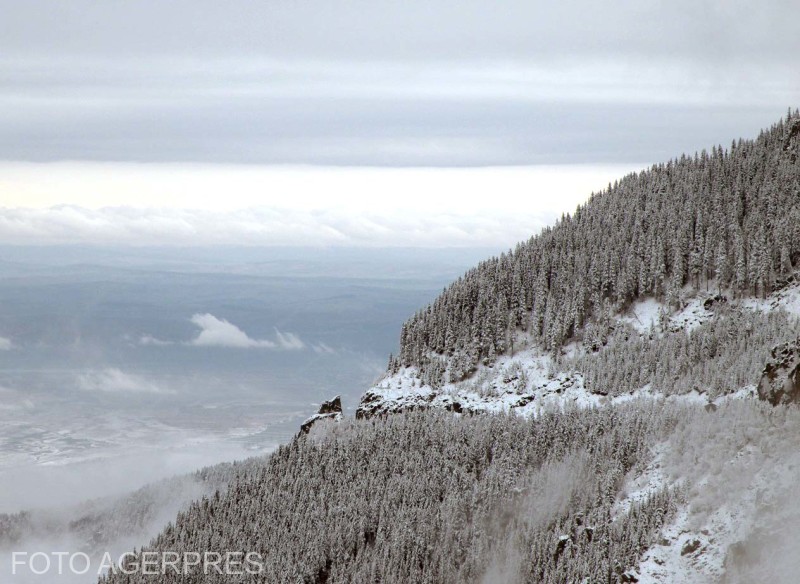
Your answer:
(0, 1), (797, 166)
(2, 1), (798, 63)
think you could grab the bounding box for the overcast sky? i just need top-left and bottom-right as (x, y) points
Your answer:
(0, 0), (797, 246)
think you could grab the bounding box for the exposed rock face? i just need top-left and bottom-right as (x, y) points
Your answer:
(757, 340), (800, 406)
(620, 569), (640, 583)
(703, 294), (727, 311)
(785, 118), (800, 155)
(772, 273), (798, 293)
(300, 396), (343, 434)
(356, 389), (479, 419)
(554, 534), (572, 560)
(317, 396), (342, 415)
(356, 388), (435, 419)
(681, 538), (702, 556)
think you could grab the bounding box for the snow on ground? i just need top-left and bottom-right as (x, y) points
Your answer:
(612, 441), (670, 520)
(367, 275), (800, 418)
(361, 346), (609, 419)
(669, 296), (716, 332)
(619, 297), (665, 333)
(635, 463), (767, 583)
(612, 439), (741, 583)
(359, 280), (786, 419)
(718, 384), (757, 402)
(359, 355), (743, 419)
(741, 274), (800, 317)
(617, 292), (721, 337)
(359, 352), (598, 419)
(631, 397), (797, 584)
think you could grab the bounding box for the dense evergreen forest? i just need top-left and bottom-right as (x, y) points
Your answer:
(393, 111), (800, 383)
(101, 404), (685, 584)
(564, 307), (800, 399)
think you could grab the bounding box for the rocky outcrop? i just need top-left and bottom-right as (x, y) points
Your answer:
(554, 534), (572, 560)
(355, 388), (485, 419)
(703, 294), (727, 311)
(757, 340), (800, 406)
(300, 396), (343, 434)
(620, 570), (640, 583)
(681, 538), (702, 556)
(356, 388), (435, 419)
(785, 118), (800, 159)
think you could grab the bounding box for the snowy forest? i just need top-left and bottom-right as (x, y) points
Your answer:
(89, 112), (800, 583)
(393, 111), (800, 384)
(564, 307), (800, 399)
(98, 398), (800, 584)
(101, 404), (686, 584)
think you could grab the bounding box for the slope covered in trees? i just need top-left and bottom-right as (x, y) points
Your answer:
(101, 404), (685, 584)
(563, 305), (800, 399)
(394, 111), (800, 384)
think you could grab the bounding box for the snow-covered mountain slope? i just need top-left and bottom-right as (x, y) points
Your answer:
(356, 281), (800, 583)
(358, 283), (800, 419)
(626, 400), (800, 584)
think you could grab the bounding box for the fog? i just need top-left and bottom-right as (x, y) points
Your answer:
(0, 245), (495, 515)
(660, 401), (800, 583)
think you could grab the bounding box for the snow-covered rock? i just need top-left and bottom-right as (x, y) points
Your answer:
(757, 339), (800, 406)
(300, 395), (343, 434)
(356, 350), (605, 419)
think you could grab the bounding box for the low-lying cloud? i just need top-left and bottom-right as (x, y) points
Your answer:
(0, 164), (642, 247)
(138, 314), (307, 350)
(0, 336), (12, 350)
(0, 202), (577, 248)
(312, 342), (336, 355)
(77, 368), (170, 394)
(188, 313), (304, 350)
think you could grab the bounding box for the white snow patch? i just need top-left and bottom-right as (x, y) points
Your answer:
(634, 399), (799, 583)
(613, 441), (670, 520)
(636, 483), (757, 583)
(714, 385), (757, 403)
(741, 274), (800, 317)
(619, 297), (666, 333)
(362, 349), (602, 418)
(615, 293), (721, 338)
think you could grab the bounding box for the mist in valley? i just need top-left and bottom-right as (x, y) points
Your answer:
(0, 245), (494, 575)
